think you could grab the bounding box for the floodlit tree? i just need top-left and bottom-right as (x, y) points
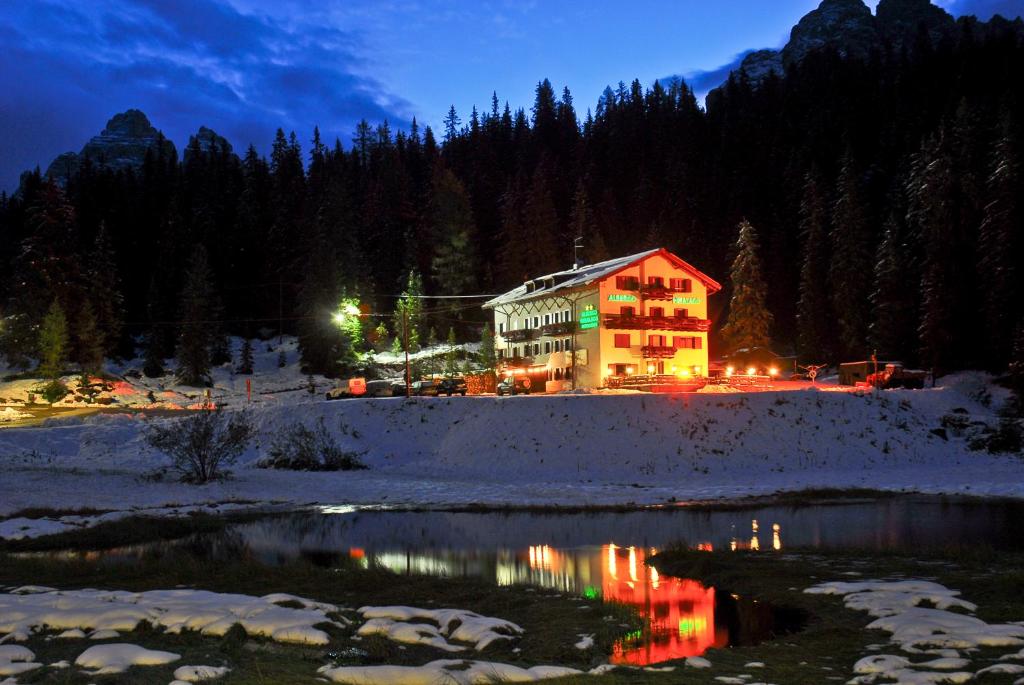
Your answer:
(394, 270), (424, 353)
(444, 327), (459, 377)
(478, 323), (496, 372)
(38, 300), (69, 381)
(721, 220), (773, 352)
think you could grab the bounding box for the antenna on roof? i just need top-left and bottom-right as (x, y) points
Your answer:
(573, 236), (583, 271)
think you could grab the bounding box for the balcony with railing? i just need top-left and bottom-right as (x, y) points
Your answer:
(640, 283), (694, 300)
(603, 314), (711, 332)
(500, 355), (535, 369)
(641, 345), (677, 359)
(503, 328), (536, 343)
(539, 321), (576, 337)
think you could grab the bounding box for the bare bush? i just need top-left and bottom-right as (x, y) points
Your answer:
(145, 408), (256, 483)
(259, 417), (366, 471)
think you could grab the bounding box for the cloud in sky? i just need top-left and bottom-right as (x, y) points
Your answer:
(943, 0), (1024, 18)
(0, 0), (415, 192)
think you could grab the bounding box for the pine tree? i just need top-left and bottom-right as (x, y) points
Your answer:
(478, 323), (496, 372)
(721, 220), (773, 352)
(430, 169), (477, 297)
(76, 300), (105, 375)
(795, 171), (833, 361)
(237, 338), (254, 375)
(176, 246), (216, 387)
(521, 165), (562, 275)
(38, 300), (69, 380)
(87, 224), (125, 358)
(869, 216), (915, 360)
(394, 270), (425, 353)
(829, 156), (874, 358)
(977, 130), (1020, 369)
(444, 327), (459, 377)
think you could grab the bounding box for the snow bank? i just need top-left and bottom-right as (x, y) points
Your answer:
(74, 643), (179, 674)
(0, 645), (42, 677)
(0, 587), (347, 646)
(807, 578), (1024, 684)
(172, 664), (231, 681)
(357, 606), (522, 651)
(0, 372), (1021, 520)
(318, 658), (581, 684)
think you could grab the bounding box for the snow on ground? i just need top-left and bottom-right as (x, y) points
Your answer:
(0, 365), (1021, 530)
(0, 587), (348, 646)
(171, 664), (231, 682)
(0, 645), (41, 677)
(74, 643), (180, 674)
(318, 658), (583, 684)
(806, 579), (1024, 683)
(0, 409), (31, 424)
(357, 606), (522, 652)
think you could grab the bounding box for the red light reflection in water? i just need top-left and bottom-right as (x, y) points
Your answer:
(604, 544), (727, 666)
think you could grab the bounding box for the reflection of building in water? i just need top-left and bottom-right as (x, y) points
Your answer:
(603, 545), (727, 665)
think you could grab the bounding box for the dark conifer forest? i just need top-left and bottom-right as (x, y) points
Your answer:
(1, 18), (1022, 378)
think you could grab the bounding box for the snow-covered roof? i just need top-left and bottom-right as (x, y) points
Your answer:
(483, 248), (720, 308)
(483, 250), (659, 308)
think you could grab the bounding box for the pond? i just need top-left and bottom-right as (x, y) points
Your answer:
(47, 496), (1024, 665)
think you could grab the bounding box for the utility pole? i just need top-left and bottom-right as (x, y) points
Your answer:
(573, 236), (583, 270)
(278, 277), (283, 345)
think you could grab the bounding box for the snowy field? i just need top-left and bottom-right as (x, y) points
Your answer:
(1, 353), (1022, 538)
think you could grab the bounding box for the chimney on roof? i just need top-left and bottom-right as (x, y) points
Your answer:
(572, 236), (583, 271)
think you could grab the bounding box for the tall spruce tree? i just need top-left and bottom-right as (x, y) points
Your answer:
(829, 156), (874, 359)
(430, 169), (477, 297)
(977, 130), (1021, 369)
(394, 270), (425, 353)
(76, 300), (105, 375)
(869, 216), (915, 360)
(87, 224), (124, 358)
(795, 171), (832, 361)
(721, 220), (773, 352)
(176, 245), (217, 386)
(478, 323), (496, 372)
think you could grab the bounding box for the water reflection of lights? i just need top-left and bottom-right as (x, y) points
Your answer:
(729, 520), (782, 552)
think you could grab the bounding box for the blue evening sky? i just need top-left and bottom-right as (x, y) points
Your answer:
(0, 0), (1019, 191)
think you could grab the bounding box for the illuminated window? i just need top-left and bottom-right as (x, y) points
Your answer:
(674, 308), (688, 318)
(614, 334), (631, 348)
(621, 306), (635, 317)
(649, 306), (664, 318)
(649, 335), (666, 347)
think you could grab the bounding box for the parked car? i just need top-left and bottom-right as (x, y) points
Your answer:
(497, 376), (532, 396)
(391, 381), (409, 396)
(365, 380), (394, 397)
(411, 380), (439, 396)
(437, 377), (468, 396)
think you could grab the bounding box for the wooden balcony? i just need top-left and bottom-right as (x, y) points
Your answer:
(503, 328), (535, 343)
(641, 345), (677, 359)
(501, 356), (535, 369)
(540, 321), (576, 337)
(641, 284), (694, 300)
(603, 314), (711, 332)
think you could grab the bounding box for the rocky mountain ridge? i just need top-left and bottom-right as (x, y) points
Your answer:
(721, 0), (1022, 90)
(43, 110), (234, 183)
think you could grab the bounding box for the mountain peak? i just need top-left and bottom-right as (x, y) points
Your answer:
(45, 109), (176, 182)
(783, 0), (877, 65)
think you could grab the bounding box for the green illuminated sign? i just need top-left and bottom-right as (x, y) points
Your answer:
(608, 294), (638, 302)
(579, 306), (599, 330)
(673, 296), (701, 305)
